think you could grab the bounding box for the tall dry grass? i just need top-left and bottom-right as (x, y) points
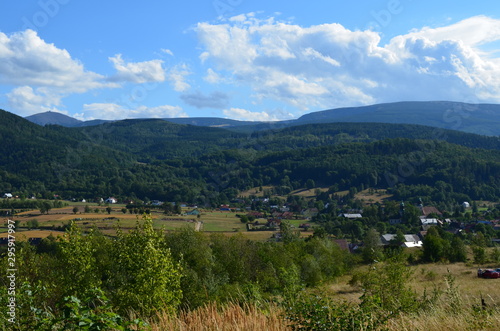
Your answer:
(387, 310), (500, 331)
(147, 297), (500, 331)
(386, 295), (500, 331)
(147, 263), (500, 330)
(151, 302), (288, 331)
(148, 299), (500, 331)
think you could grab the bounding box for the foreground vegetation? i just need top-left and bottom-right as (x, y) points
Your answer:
(1, 214), (500, 330)
(150, 294), (500, 331)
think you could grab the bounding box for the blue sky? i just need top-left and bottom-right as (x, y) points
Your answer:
(1, 0), (500, 121)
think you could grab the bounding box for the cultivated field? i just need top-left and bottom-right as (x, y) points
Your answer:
(0, 229), (65, 239)
(1, 204), (307, 241)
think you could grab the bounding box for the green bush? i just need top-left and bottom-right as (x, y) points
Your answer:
(284, 295), (391, 331)
(109, 216), (182, 316)
(285, 253), (434, 330)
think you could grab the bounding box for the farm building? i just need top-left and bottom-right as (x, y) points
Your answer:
(339, 213), (363, 219)
(186, 209), (200, 216)
(105, 197), (117, 204)
(380, 234), (422, 247)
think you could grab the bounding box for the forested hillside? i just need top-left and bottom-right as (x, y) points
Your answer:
(1, 109), (499, 203)
(77, 118), (245, 161)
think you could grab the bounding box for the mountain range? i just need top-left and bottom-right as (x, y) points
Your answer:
(1, 103), (499, 202)
(24, 101), (500, 136)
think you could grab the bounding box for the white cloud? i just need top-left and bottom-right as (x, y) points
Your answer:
(76, 103), (187, 121)
(223, 107), (281, 121)
(197, 15), (500, 112)
(109, 54), (165, 83)
(167, 64), (191, 92)
(204, 68), (223, 83)
(162, 48), (174, 56)
(400, 16), (500, 47)
(7, 86), (63, 116)
(229, 14), (248, 23)
(0, 30), (120, 116)
(0, 30), (114, 93)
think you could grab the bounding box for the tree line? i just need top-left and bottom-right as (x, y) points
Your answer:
(1, 109), (499, 204)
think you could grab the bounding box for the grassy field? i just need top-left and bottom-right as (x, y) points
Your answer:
(240, 186), (330, 200)
(148, 262), (500, 330)
(354, 188), (392, 204)
(290, 187), (329, 198)
(0, 229), (66, 239)
(239, 186), (276, 198)
(325, 262), (500, 303)
(1, 206), (297, 241)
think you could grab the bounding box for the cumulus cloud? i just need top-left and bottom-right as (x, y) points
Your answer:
(180, 91), (230, 109)
(7, 86), (62, 116)
(76, 103), (187, 121)
(223, 107), (281, 121)
(204, 68), (224, 83)
(398, 15), (500, 47)
(0, 30), (119, 116)
(109, 54), (165, 83)
(167, 64), (191, 92)
(197, 14), (500, 112)
(0, 30), (114, 93)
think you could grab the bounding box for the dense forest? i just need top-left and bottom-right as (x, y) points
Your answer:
(0, 109), (499, 205)
(2, 108), (500, 329)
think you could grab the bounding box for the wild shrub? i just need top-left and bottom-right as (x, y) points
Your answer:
(358, 254), (420, 314)
(284, 295), (392, 331)
(285, 253), (433, 330)
(0, 215), (182, 328)
(109, 216), (182, 316)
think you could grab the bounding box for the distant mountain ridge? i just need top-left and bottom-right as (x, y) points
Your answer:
(25, 111), (83, 127)
(295, 101), (500, 136)
(23, 101), (500, 136)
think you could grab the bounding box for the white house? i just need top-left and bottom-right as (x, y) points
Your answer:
(401, 240), (424, 248)
(380, 234), (423, 247)
(462, 202), (470, 208)
(420, 218), (439, 230)
(105, 197), (117, 204)
(339, 213), (363, 219)
(420, 218), (439, 225)
(3, 193), (13, 198)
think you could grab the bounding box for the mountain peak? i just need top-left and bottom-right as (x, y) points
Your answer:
(25, 111), (82, 127)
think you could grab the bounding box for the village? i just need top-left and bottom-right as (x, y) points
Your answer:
(2, 188), (499, 261)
